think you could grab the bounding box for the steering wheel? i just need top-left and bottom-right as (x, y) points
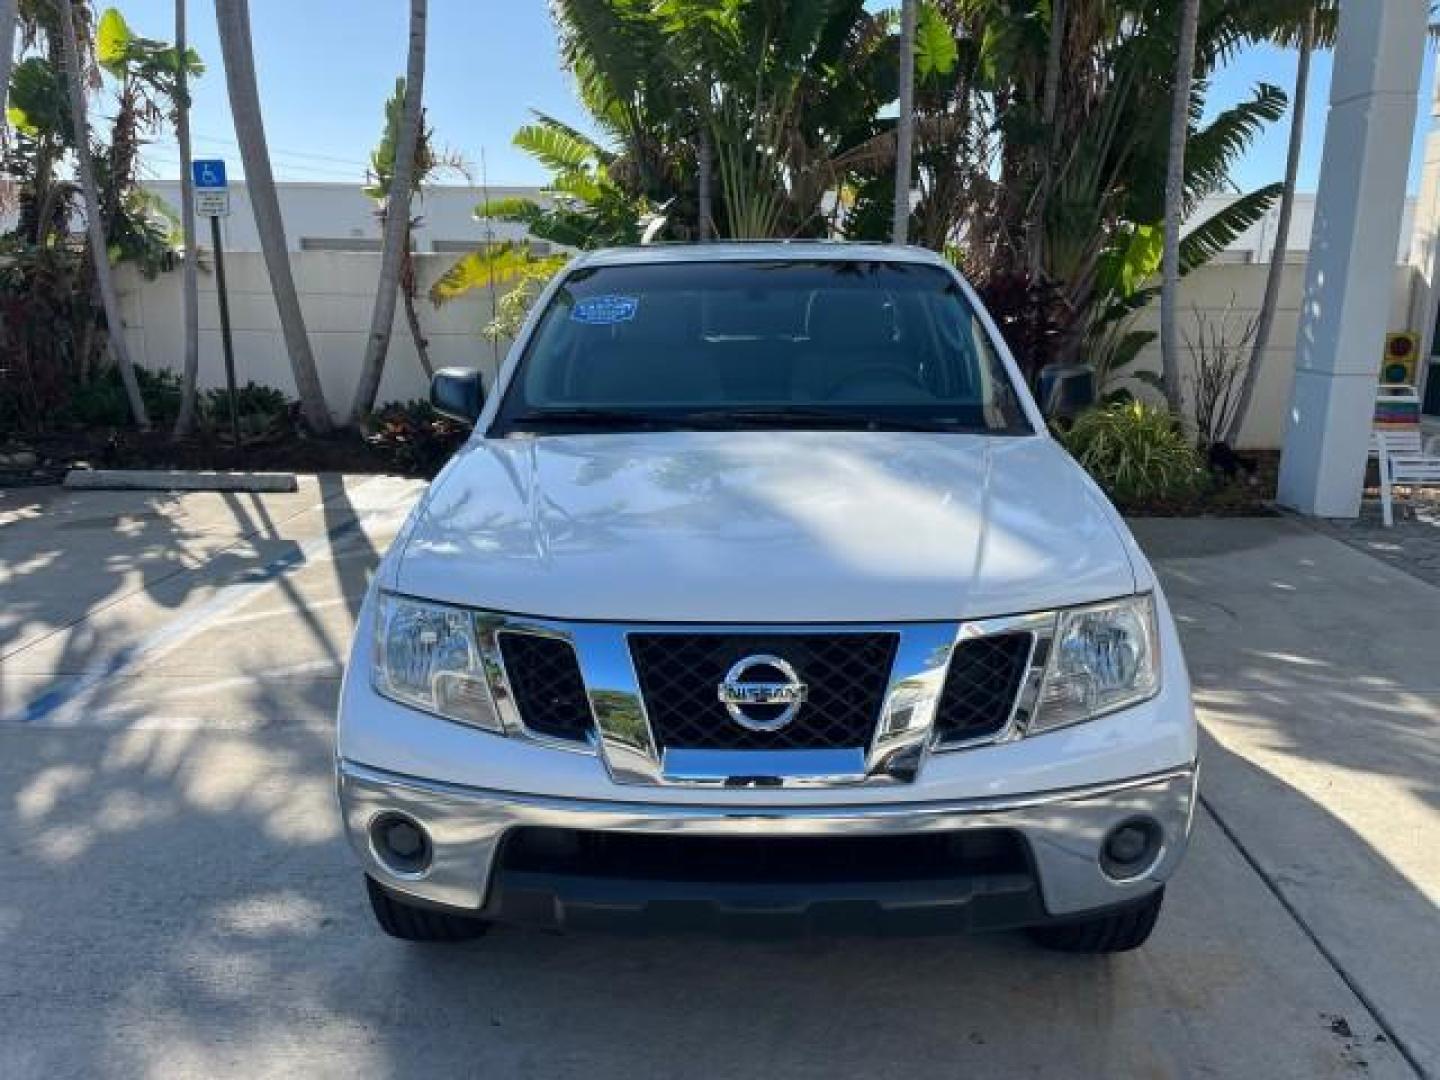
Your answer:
(825, 364), (929, 400)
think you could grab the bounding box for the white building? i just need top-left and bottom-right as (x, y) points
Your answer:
(141, 180), (552, 254)
(139, 179), (1414, 264)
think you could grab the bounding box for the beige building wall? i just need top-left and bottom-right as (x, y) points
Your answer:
(117, 252), (510, 420)
(1121, 263), (1419, 449)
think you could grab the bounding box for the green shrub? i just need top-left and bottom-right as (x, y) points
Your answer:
(198, 382), (294, 440)
(67, 365), (184, 428)
(1062, 401), (1204, 507)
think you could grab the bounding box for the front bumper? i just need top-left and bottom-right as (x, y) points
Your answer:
(338, 759), (1197, 930)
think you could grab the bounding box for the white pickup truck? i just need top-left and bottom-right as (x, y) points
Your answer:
(337, 243), (1197, 952)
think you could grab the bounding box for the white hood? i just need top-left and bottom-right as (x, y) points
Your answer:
(396, 431), (1139, 623)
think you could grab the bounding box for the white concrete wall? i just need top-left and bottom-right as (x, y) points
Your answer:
(1119, 262), (1418, 448)
(118, 182), (1422, 262)
(142, 181), (545, 254)
(116, 251), (1420, 445)
(117, 252), (511, 417)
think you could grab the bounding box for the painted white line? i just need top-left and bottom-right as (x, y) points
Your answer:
(6, 482), (420, 727)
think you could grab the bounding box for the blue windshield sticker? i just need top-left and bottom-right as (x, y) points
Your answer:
(571, 295), (639, 325)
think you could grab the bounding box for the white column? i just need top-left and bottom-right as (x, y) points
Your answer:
(1276, 0), (1427, 518)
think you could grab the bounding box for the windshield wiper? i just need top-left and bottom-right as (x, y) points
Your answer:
(506, 406), (983, 434)
(686, 408), (969, 432)
(687, 408), (867, 428)
(506, 408), (681, 430)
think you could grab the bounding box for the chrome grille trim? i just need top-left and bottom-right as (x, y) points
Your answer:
(932, 611), (1058, 752)
(464, 610), (1052, 787)
(473, 615), (598, 755)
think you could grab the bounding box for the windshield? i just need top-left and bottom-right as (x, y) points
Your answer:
(491, 258), (1031, 435)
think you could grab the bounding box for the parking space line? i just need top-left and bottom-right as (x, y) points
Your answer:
(3, 479), (418, 728)
(0, 478), (381, 665)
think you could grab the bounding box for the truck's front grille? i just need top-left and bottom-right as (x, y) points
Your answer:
(628, 632), (898, 751)
(497, 632), (593, 743)
(933, 632), (1033, 745)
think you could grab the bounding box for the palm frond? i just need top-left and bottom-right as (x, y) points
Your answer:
(1184, 83), (1288, 207)
(512, 121), (597, 175)
(1179, 183), (1283, 273)
(474, 196), (544, 222)
(526, 109), (613, 165)
(429, 241), (555, 306)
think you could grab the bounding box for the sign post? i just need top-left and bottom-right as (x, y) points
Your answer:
(192, 159), (239, 445)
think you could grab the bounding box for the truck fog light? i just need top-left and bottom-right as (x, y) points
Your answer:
(370, 812), (433, 877)
(1101, 818), (1161, 879)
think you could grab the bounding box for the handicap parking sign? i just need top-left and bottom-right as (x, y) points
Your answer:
(192, 159), (228, 190)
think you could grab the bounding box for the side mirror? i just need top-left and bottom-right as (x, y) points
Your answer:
(1037, 363), (1096, 421)
(430, 367), (485, 424)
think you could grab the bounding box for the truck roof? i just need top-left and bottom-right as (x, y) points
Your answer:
(572, 241), (954, 269)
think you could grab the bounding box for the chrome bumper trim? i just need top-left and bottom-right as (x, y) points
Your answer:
(338, 759), (1198, 918)
(660, 747), (869, 786)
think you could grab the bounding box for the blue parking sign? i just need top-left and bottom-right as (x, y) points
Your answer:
(192, 159), (228, 190)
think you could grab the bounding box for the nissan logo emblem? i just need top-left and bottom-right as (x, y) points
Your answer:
(716, 654), (808, 732)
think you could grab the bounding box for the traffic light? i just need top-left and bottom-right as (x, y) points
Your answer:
(1380, 332), (1420, 385)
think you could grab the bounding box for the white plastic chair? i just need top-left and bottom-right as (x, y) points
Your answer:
(1370, 385), (1440, 526)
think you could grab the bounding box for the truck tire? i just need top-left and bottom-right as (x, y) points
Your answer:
(1027, 887), (1164, 953)
(365, 876), (490, 942)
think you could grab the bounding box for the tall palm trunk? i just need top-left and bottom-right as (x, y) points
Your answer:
(697, 125), (712, 241)
(1224, 12), (1314, 448)
(1, 0), (16, 360)
(891, 0), (916, 245)
(0, 0), (18, 119)
(172, 0), (202, 437)
(400, 247), (433, 378)
(350, 0), (427, 423)
(1029, 0), (1064, 276)
(1159, 0), (1201, 417)
(57, 0), (149, 429)
(214, 0), (331, 433)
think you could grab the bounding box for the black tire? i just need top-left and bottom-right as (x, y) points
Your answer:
(365, 876), (490, 942)
(1027, 887), (1164, 954)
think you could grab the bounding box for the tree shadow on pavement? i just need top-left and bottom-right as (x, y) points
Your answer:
(0, 490), (1435, 1077)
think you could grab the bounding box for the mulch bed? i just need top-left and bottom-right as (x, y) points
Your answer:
(1, 429), (419, 488)
(1111, 449), (1280, 517)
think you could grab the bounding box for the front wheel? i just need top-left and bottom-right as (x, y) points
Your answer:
(365, 876), (490, 942)
(1027, 887), (1164, 953)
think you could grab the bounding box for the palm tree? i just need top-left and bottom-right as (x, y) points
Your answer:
(697, 125), (712, 240)
(213, 0), (331, 433)
(0, 0), (15, 362)
(350, 0), (426, 424)
(171, 0), (201, 436)
(1, 0), (18, 119)
(1159, 0), (1201, 417)
(55, 0), (149, 429)
(892, 0), (916, 245)
(1224, 8), (1317, 447)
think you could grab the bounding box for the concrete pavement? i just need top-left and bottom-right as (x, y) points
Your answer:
(0, 478), (1433, 1078)
(1133, 517), (1440, 1075)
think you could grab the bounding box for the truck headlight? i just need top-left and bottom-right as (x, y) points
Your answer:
(1030, 595), (1159, 733)
(372, 593), (501, 731)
